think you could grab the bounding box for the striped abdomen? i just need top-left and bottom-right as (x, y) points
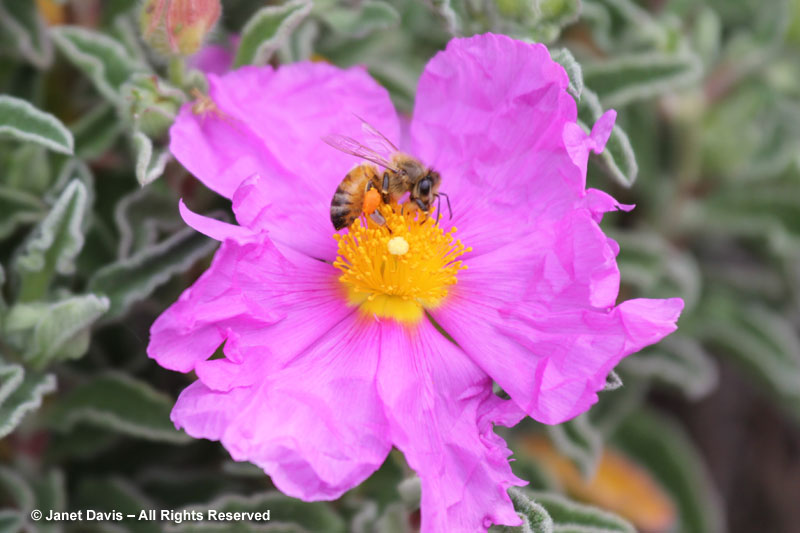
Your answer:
(330, 164), (379, 230)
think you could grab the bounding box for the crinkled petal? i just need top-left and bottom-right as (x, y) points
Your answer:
(433, 292), (684, 425)
(376, 320), (525, 532)
(411, 34), (579, 205)
(148, 231), (355, 375)
(170, 62), (399, 259)
(172, 316), (391, 500)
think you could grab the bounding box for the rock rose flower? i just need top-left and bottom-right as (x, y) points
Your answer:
(148, 33), (683, 531)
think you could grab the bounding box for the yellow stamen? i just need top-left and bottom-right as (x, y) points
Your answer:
(333, 204), (470, 323)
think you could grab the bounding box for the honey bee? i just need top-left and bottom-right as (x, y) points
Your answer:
(324, 119), (451, 231)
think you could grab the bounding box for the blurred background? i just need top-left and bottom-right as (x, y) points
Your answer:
(1, 0), (799, 532)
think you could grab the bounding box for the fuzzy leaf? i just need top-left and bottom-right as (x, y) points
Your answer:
(47, 373), (190, 443)
(0, 365), (57, 439)
(0, 186), (45, 240)
(113, 185), (182, 259)
(547, 414), (603, 479)
(698, 300), (800, 416)
(493, 488), (553, 533)
(603, 370), (623, 391)
(235, 0), (313, 67)
(3, 294), (110, 369)
(89, 226), (217, 319)
(322, 1), (401, 37)
(531, 491), (636, 533)
(74, 477), (158, 533)
(0, 95), (74, 155)
(133, 131), (171, 186)
(613, 409), (725, 533)
(51, 26), (145, 102)
(14, 179), (89, 302)
(611, 229), (701, 310)
(71, 102), (125, 159)
(552, 48), (583, 100)
(578, 89), (639, 187)
(623, 335), (718, 400)
(173, 491), (346, 532)
(583, 52), (703, 108)
(0, 0), (52, 68)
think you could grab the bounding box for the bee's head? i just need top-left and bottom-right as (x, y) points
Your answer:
(410, 169), (441, 211)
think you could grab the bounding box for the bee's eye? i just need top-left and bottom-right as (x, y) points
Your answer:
(419, 178), (432, 195)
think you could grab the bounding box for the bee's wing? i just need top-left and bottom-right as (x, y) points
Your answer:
(322, 134), (398, 171)
(353, 114), (400, 154)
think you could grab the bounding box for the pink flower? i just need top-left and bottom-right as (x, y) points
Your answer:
(149, 33), (683, 532)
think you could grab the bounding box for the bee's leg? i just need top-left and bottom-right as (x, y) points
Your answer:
(435, 194), (442, 224)
(381, 172), (391, 203)
(369, 210), (387, 228)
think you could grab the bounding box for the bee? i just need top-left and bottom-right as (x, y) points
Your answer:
(324, 119), (451, 231)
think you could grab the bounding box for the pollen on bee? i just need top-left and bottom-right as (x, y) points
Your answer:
(387, 236), (409, 256)
(362, 188), (381, 215)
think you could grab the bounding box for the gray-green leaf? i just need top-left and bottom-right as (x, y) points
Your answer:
(613, 409), (725, 533)
(133, 131), (172, 186)
(51, 26), (146, 102)
(0, 364), (57, 439)
(583, 52), (703, 108)
(47, 373), (190, 444)
(578, 89), (638, 187)
(235, 0), (313, 67)
(14, 179), (89, 302)
(0, 95), (74, 155)
(0, 0), (53, 68)
(3, 294), (109, 369)
(89, 225), (217, 319)
(546, 414), (603, 479)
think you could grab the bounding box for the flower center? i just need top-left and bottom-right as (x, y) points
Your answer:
(333, 203), (470, 323)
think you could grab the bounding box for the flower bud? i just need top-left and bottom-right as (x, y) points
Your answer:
(141, 0), (221, 57)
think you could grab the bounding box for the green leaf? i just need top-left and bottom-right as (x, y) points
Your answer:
(89, 226), (217, 319)
(583, 52), (703, 108)
(612, 229), (701, 310)
(235, 0), (313, 67)
(493, 488), (553, 533)
(70, 102), (124, 159)
(578, 90), (638, 187)
(531, 491), (636, 533)
(3, 294), (110, 369)
(74, 477), (158, 533)
(0, 0), (52, 69)
(551, 48), (583, 101)
(697, 300), (800, 417)
(0, 466), (35, 512)
(47, 373), (190, 444)
(133, 131), (171, 186)
(0, 365), (57, 439)
(6, 143), (52, 195)
(546, 414), (603, 479)
(321, 1), (401, 37)
(173, 492), (346, 533)
(623, 335), (718, 400)
(0, 95), (73, 155)
(0, 186), (45, 240)
(613, 409), (725, 533)
(603, 370), (623, 391)
(14, 179), (89, 302)
(50, 26), (145, 102)
(113, 185), (182, 259)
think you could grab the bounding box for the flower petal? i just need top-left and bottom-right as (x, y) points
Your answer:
(411, 33), (580, 205)
(376, 320), (525, 532)
(170, 61), (400, 259)
(148, 232), (355, 374)
(172, 316), (391, 500)
(433, 292), (684, 425)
